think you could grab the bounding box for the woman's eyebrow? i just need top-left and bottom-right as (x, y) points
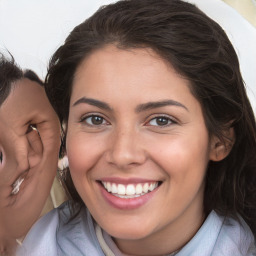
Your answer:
(135, 100), (188, 113)
(72, 97), (112, 111)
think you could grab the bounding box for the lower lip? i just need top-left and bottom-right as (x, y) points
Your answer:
(98, 183), (159, 210)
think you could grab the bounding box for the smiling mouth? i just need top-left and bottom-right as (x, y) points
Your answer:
(100, 181), (161, 199)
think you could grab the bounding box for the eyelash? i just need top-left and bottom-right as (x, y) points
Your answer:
(80, 113), (176, 128)
(80, 114), (109, 126)
(146, 115), (177, 127)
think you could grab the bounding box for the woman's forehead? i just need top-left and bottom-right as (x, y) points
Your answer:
(68, 45), (202, 117)
(72, 45), (188, 93)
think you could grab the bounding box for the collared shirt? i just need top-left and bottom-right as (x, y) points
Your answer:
(16, 202), (256, 256)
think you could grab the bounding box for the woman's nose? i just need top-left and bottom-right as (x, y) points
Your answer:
(105, 127), (147, 169)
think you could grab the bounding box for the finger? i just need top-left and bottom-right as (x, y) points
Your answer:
(12, 136), (30, 175)
(0, 132), (29, 184)
(36, 115), (61, 154)
(26, 129), (43, 168)
(27, 126), (43, 156)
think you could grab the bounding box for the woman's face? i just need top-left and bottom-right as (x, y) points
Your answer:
(66, 45), (217, 252)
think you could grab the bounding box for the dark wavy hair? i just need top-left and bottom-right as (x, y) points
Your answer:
(45, 0), (256, 236)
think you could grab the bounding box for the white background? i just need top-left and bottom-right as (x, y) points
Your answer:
(0, 0), (256, 111)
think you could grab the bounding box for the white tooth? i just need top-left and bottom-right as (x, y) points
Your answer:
(107, 182), (112, 192)
(136, 184), (143, 194)
(154, 182), (158, 189)
(112, 183), (117, 193)
(126, 184), (136, 195)
(102, 182), (107, 190)
(148, 183), (154, 191)
(117, 184), (126, 195)
(143, 183), (149, 193)
(116, 194), (141, 199)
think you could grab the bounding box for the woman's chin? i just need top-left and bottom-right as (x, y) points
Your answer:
(103, 223), (155, 241)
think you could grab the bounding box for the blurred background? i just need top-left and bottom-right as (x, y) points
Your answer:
(0, 0), (255, 215)
(222, 0), (256, 26)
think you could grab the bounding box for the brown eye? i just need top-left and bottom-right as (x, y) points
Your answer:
(148, 116), (174, 126)
(91, 116), (104, 125)
(156, 117), (169, 126)
(0, 152), (3, 164)
(81, 115), (107, 126)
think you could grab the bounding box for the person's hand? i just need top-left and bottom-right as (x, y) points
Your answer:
(0, 78), (60, 251)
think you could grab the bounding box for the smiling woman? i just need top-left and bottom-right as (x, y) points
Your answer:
(16, 0), (256, 255)
(66, 47), (211, 245)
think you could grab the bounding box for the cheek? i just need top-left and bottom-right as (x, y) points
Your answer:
(66, 131), (86, 175)
(156, 136), (210, 208)
(66, 132), (104, 178)
(151, 132), (210, 180)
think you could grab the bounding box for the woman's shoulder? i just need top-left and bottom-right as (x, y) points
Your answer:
(16, 201), (104, 256)
(177, 211), (256, 256)
(213, 212), (256, 255)
(16, 203), (61, 256)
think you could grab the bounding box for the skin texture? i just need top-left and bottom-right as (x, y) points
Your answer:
(0, 78), (60, 255)
(66, 45), (230, 255)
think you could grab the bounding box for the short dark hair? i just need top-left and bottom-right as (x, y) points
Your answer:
(0, 53), (43, 106)
(0, 54), (23, 106)
(45, 0), (256, 236)
(23, 70), (43, 86)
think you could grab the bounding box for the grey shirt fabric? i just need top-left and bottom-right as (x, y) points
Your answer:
(16, 202), (256, 256)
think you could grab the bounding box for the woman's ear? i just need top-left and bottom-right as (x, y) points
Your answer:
(209, 127), (235, 162)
